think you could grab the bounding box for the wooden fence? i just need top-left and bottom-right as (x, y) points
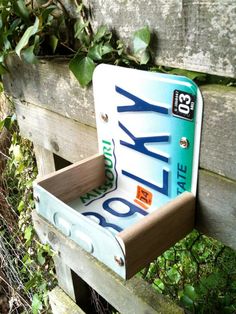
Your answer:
(3, 0), (236, 312)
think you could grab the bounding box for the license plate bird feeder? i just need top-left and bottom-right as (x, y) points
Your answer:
(34, 65), (203, 279)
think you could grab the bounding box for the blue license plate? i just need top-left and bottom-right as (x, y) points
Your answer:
(69, 65), (203, 234)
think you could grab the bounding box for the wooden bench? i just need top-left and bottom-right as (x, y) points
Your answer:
(3, 0), (236, 312)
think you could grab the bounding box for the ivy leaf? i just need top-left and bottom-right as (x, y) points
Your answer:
(14, 0), (30, 22)
(69, 54), (95, 87)
(17, 200), (25, 213)
(133, 26), (151, 54)
(37, 249), (46, 265)
(49, 35), (58, 54)
(139, 50), (150, 65)
(42, 5), (57, 24)
(94, 25), (107, 43)
(32, 294), (43, 314)
(168, 68), (206, 81)
(184, 285), (198, 301)
(88, 44), (103, 61)
(21, 45), (38, 64)
(101, 43), (113, 55)
(15, 17), (39, 58)
(24, 225), (33, 242)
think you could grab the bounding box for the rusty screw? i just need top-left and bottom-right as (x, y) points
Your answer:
(179, 137), (189, 149)
(100, 113), (109, 123)
(114, 256), (124, 266)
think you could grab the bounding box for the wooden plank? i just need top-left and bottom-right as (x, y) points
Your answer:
(70, 0), (235, 77)
(118, 192), (195, 278)
(3, 56), (95, 128)
(3, 57), (236, 180)
(32, 210), (184, 314)
(14, 99), (98, 164)
(37, 154), (105, 203)
(49, 287), (86, 314)
(197, 170), (236, 250)
(200, 85), (236, 181)
(34, 145), (55, 177)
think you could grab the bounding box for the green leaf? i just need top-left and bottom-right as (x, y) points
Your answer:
(168, 68), (206, 81)
(94, 25), (107, 43)
(88, 44), (103, 61)
(21, 45), (38, 64)
(37, 249), (46, 265)
(14, 0), (30, 21)
(0, 120), (4, 131)
(15, 17), (39, 58)
(167, 268), (181, 284)
(0, 63), (6, 75)
(32, 294), (43, 314)
(184, 285), (197, 301)
(180, 295), (194, 308)
(49, 35), (58, 54)
(74, 19), (88, 39)
(101, 43), (113, 55)
(139, 50), (150, 65)
(42, 5), (57, 24)
(24, 225), (33, 242)
(12, 145), (23, 162)
(69, 55), (95, 87)
(17, 200), (25, 213)
(133, 26), (151, 54)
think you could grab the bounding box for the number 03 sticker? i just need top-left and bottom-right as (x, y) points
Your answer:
(172, 89), (195, 121)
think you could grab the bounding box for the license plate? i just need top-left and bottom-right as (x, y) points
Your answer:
(69, 65), (203, 234)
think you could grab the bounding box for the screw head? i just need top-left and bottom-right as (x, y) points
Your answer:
(179, 137), (189, 149)
(100, 113), (109, 122)
(114, 256), (124, 266)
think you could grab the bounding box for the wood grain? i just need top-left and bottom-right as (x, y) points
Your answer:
(4, 58), (236, 181)
(3, 56), (96, 128)
(34, 145), (56, 177)
(65, 0), (236, 77)
(49, 287), (86, 314)
(200, 85), (236, 181)
(118, 192), (195, 278)
(197, 170), (236, 250)
(14, 99), (98, 163)
(33, 210), (184, 314)
(37, 154), (105, 203)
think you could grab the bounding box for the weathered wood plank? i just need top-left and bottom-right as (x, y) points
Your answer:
(3, 56), (95, 128)
(200, 85), (236, 181)
(4, 58), (236, 180)
(14, 97), (236, 248)
(63, 0), (236, 77)
(33, 210), (184, 314)
(49, 286), (86, 314)
(15, 99), (98, 163)
(34, 145), (55, 177)
(197, 170), (236, 250)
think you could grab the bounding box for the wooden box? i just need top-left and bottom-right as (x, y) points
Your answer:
(34, 65), (202, 279)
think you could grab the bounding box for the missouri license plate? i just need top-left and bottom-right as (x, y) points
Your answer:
(69, 65), (203, 234)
